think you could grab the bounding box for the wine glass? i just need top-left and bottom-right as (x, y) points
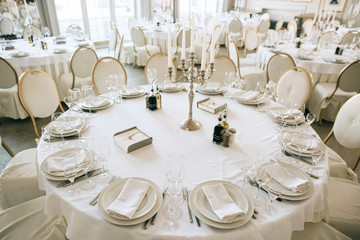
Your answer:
(251, 159), (266, 206)
(310, 139), (325, 174)
(223, 72), (235, 98)
(163, 179), (182, 230)
(147, 68), (157, 88)
(63, 155), (80, 195)
(293, 102), (305, 128)
(165, 153), (185, 183)
(238, 145), (258, 190)
(277, 128), (295, 163)
(41, 125), (54, 149)
(63, 95), (73, 112)
(306, 113), (316, 133)
(79, 142), (96, 190)
(81, 85), (95, 114)
(261, 164), (278, 215)
(92, 137), (112, 184)
(51, 112), (67, 146)
(70, 88), (81, 106)
(255, 82), (266, 111)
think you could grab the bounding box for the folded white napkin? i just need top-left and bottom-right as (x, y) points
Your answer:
(202, 183), (245, 223)
(272, 108), (301, 119)
(106, 178), (150, 219)
(163, 80), (177, 90)
(204, 82), (220, 92)
(49, 118), (83, 132)
(237, 90), (259, 101)
(3, 44), (14, 50)
(291, 136), (317, 150)
(55, 39), (66, 44)
(123, 84), (140, 95)
(268, 163), (310, 192)
(46, 149), (89, 174)
(83, 97), (109, 108)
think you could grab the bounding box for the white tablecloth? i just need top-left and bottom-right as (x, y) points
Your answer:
(256, 44), (358, 85)
(37, 87), (329, 240)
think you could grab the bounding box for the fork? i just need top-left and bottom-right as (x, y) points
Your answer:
(183, 187), (193, 223)
(89, 175), (118, 206)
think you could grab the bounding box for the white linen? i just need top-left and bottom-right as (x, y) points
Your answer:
(45, 149), (89, 174)
(237, 91), (259, 101)
(202, 183), (245, 223)
(268, 162), (310, 192)
(163, 80), (177, 90)
(123, 84), (140, 95)
(106, 178), (150, 219)
(37, 86), (330, 240)
(204, 82), (220, 92)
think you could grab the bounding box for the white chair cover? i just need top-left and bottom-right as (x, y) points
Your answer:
(307, 60), (360, 122)
(275, 17), (284, 31)
(0, 17), (14, 35)
(70, 47), (98, 89)
(0, 58), (28, 119)
(22, 24), (43, 39)
(211, 56), (237, 86)
(327, 147), (358, 181)
(0, 196), (67, 239)
(291, 221), (351, 240)
(243, 29), (258, 56)
(328, 177), (360, 239)
(128, 17), (138, 31)
(260, 13), (270, 21)
(287, 19), (297, 40)
(302, 19), (314, 37)
(318, 31), (338, 48)
(227, 18), (243, 48)
(257, 19), (270, 44)
(92, 57), (127, 95)
(0, 148), (44, 209)
(341, 31), (360, 45)
(266, 52), (296, 84)
(144, 53), (176, 85)
(275, 67), (313, 105)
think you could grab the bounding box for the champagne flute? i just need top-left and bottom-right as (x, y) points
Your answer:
(255, 81), (266, 111)
(92, 137), (112, 184)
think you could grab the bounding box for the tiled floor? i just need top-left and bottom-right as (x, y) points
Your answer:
(1, 46), (359, 181)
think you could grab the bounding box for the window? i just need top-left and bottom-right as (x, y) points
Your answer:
(178, 0), (223, 22)
(54, 0), (84, 35)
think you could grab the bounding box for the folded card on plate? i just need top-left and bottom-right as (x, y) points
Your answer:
(106, 178), (150, 219)
(202, 183), (245, 223)
(267, 162), (310, 192)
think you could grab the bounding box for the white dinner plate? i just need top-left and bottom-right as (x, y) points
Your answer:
(196, 86), (227, 95)
(98, 177), (163, 226)
(189, 180), (254, 229)
(120, 87), (146, 99)
(80, 97), (114, 111)
(11, 52), (29, 58)
(278, 132), (320, 157)
(53, 48), (67, 54)
(100, 178), (157, 221)
(322, 56), (348, 64)
(233, 91), (265, 105)
(294, 54), (314, 61)
(40, 148), (95, 181)
(159, 83), (184, 93)
(256, 162), (314, 200)
(266, 107), (305, 125)
(49, 116), (88, 137)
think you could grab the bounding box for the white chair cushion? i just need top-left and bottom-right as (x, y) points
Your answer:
(328, 177), (360, 239)
(291, 221), (351, 240)
(0, 196), (67, 240)
(71, 48), (98, 78)
(0, 85), (28, 119)
(134, 45), (160, 67)
(0, 148), (45, 210)
(240, 66), (266, 91)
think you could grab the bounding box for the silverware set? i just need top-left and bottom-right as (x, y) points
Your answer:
(183, 187), (201, 227)
(56, 168), (104, 188)
(89, 175), (118, 206)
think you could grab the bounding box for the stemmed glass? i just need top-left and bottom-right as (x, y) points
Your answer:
(238, 145), (258, 190)
(51, 112), (67, 147)
(306, 113), (316, 133)
(79, 141), (96, 190)
(70, 88), (81, 107)
(223, 72), (235, 98)
(255, 82), (266, 111)
(310, 139), (325, 174)
(260, 165), (278, 215)
(277, 128), (295, 163)
(92, 137), (112, 184)
(147, 68), (157, 89)
(41, 125), (54, 149)
(293, 102), (305, 128)
(81, 86), (95, 114)
(64, 95), (73, 112)
(294, 133), (311, 167)
(63, 154), (80, 195)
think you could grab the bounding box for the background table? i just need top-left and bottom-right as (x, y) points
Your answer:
(37, 87), (329, 240)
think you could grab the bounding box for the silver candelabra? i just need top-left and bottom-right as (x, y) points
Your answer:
(167, 52), (215, 131)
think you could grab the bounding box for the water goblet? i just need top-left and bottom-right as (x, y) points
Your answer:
(277, 128), (295, 164)
(79, 144), (96, 190)
(64, 95), (73, 111)
(306, 113), (316, 133)
(70, 88), (81, 106)
(223, 72), (235, 98)
(147, 68), (157, 87)
(238, 145), (258, 190)
(51, 112), (67, 147)
(293, 102), (305, 128)
(310, 139), (325, 174)
(81, 85), (95, 114)
(164, 179), (182, 231)
(261, 165), (278, 215)
(63, 156), (80, 195)
(41, 125), (54, 149)
(92, 137), (112, 184)
(165, 153), (185, 183)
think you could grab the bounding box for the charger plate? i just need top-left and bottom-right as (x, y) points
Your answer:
(189, 180), (254, 229)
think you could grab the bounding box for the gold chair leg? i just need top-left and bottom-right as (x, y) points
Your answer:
(323, 129), (333, 144)
(318, 109), (323, 126)
(352, 153), (360, 171)
(2, 141), (15, 157)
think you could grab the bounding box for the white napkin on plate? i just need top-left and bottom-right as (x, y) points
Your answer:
(83, 97), (109, 108)
(272, 108), (301, 119)
(202, 183), (245, 223)
(106, 178), (150, 219)
(237, 90), (259, 101)
(55, 39), (66, 44)
(204, 82), (220, 92)
(49, 118), (83, 132)
(163, 80), (177, 90)
(291, 136), (317, 150)
(46, 149), (89, 174)
(123, 84), (140, 95)
(268, 162), (310, 192)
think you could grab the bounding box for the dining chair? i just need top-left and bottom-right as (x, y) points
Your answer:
(0, 196), (67, 239)
(144, 52), (177, 85)
(275, 67), (313, 106)
(22, 24), (43, 39)
(340, 30), (360, 45)
(109, 25), (123, 61)
(318, 31), (338, 49)
(0, 57), (28, 120)
(128, 17), (138, 31)
(65, 24), (82, 34)
(275, 17), (284, 31)
(18, 69), (64, 139)
(257, 19), (271, 44)
(266, 52), (296, 84)
(243, 28), (259, 57)
(302, 19), (314, 37)
(291, 221), (351, 240)
(130, 27), (160, 68)
(0, 17), (14, 35)
(323, 94), (360, 239)
(227, 17), (243, 48)
(210, 55), (237, 86)
(0, 136), (44, 210)
(307, 60), (360, 124)
(92, 57), (127, 95)
(287, 19), (297, 40)
(70, 46), (98, 89)
(260, 13), (270, 21)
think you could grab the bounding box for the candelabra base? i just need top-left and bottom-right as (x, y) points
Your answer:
(179, 118), (202, 131)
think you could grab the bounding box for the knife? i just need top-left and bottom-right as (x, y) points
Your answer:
(143, 191), (165, 229)
(56, 168), (104, 187)
(183, 187), (193, 223)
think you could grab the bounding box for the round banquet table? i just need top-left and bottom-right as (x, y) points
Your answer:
(255, 43), (359, 85)
(37, 86), (329, 240)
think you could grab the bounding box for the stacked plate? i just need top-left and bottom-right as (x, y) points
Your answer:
(196, 85), (227, 95)
(48, 116), (88, 138)
(80, 96), (113, 111)
(233, 91), (265, 105)
(266, 107), (305, 125)
(40, 148), (95, 181)
(11, 51), (29, 58)
(323, 55), (349, 64)
(279, 131), (320, 158)
(189, 180), (254, 229)
(159, 82), (184, 93)
(256, 162), (314, 201)
(97, 177), (163, 225)
(120, 87), (146, 99)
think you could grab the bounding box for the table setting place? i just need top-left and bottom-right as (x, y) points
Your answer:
(120, 84), (146, 98)
(196, 82), (227, 95)
(158, 80), (185, 93)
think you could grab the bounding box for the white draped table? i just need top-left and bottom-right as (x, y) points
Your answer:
(37, 87), (329, 240)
